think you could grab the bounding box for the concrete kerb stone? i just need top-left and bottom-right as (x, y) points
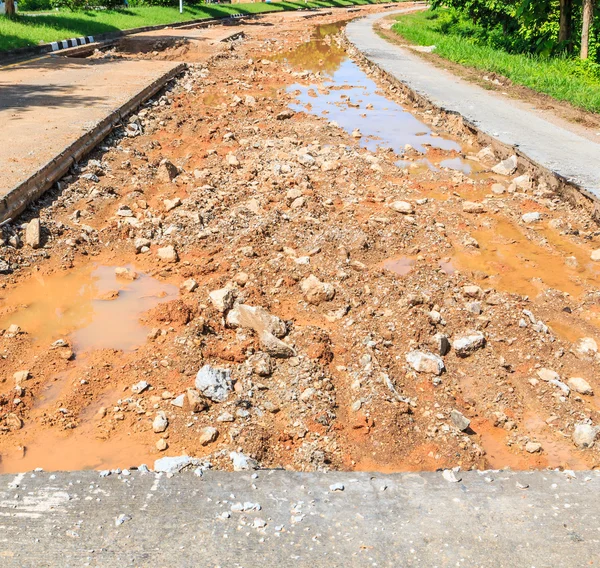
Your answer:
(0, 62), (186, 224)
(344, 11), (600, 219)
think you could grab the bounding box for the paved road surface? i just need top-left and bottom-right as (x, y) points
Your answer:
(0, 468), (598, 567)
(346, 12), (600, 200)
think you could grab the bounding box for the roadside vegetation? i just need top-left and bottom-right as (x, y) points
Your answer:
(0, 0), (400, 52)
(392, 5), (600, 113)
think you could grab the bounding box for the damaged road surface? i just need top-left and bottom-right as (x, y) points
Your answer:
(1, 7), (600, 477)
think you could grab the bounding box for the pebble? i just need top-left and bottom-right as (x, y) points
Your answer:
(525, 441), (542, 453)
(153, 412), (168, 433)
(300, 275), (335, 305)
(25, 218), (41, 249)
(452, 331), (485, 357)
(329, 483), (345, 492)
(405, 350), (445, 375)
(157, 245), (178, 263)
(195, 365), (232, 402)
(573, 423), (598, 448)
(567, 377), (593, 395)
(389, 200), (414, 214)
(230, 451), (258, 471)
(450, 409), (471, 432)
(491, 155), (518, 176)
(198, 426), (219, 446)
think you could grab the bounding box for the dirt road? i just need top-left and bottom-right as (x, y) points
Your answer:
(1, 6), (599, 474)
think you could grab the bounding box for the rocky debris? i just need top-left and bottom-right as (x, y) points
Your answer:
(248, 352), (273, 376)
(154, 455), (202, 474)
(525, 442), (542, 454)
(198, 426), (219, 446)
(406, 350), (445, 375)
(389, 200), (413, 214)
(537, 368), (559, 382)
(591, 249), (600, 262)
(300, 275), (335, 305)
(157, 245), (178, 263)
(259, 330), (295, 358)
(156, 438), (168, 451)
(25, 218), (41, 249)
(230, 451), (258, 471)
(164, 197), (182, 212)
(462, 201), (485, 214)
(115, 267), (138, 280)
(567, 377), (593, 396)
(209, 287), (236, 313)
(153, 412), (168, 433)
(452, 332), (485, 357)
(573, 337), (598, 357)
(431, 333), (451, 356)
(276, 110), (294, 120)
(156, 159), (179, 182)
(13, 370), (30, 385)
(573, 423), (598, 448)
(492, 155), (518, 176)
(521, 212), (541, 224)
(442, 469), (461, 483)
(184, 388), (208, 413)
(450, 409), (471, 432)
(226, 304), (286, 337)
(195, 365), (232, 402)
(131, 380), (150, 394)
(181, 278), (198, 293)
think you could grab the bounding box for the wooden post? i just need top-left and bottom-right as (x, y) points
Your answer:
(581, 0), (595, 59)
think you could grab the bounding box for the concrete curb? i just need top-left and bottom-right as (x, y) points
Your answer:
(345, 11), (600, 216)
(1, 468), (599, 566)
(0, 63), (185, 224)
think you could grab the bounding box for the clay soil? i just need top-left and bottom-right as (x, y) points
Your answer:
(1, 7), (600, 474)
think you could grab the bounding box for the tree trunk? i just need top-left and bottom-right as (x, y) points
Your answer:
(559, 0), (574, 50)
(5, 0), (15, 16)
(581, 0), (595, 59)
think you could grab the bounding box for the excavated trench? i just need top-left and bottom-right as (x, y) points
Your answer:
(1, 12), (599, 474)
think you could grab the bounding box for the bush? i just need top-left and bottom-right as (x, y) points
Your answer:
(50, 0), (125, 9)
(19, 0), (52, 11)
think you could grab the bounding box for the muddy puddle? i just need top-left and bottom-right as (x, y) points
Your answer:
(281, 22), (475, 173)
(0, 265), (178, 353)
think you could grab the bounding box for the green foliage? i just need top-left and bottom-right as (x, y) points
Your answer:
(392, 9), (600, 112)
(18, 0), (52, 11)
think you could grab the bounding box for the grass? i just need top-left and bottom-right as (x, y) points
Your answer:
(0, 0), (402, 52)
(392, 10), (600, 114)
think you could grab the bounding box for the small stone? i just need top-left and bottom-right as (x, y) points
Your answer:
(491, 155), (518, 176)
(13, 370), (30, 385)
(184, 388), (208, 413)
(462, 201), (485, 214)
(195, 365), (232, 402)
(276, 110), (294, 120)
(157, 245), (178, 263)
(248, 352), (273, 377)
(406, 350), (445, 375)
(209, 287), (236, 312)
(490, 183), (505, 195)
(25, 218), (41, 249)
(442, 469), (461, 483)
(5, 413), (23, 431)
(164, 197), (182, 212)
(591, 249), (600, 262)
(152, 412), (168, 433)
(389, 201), (414, 214)
(156, 159), (179, 182)
(431, 333), (451, 356)
(573, 423), (598, 448)
(226, 153), (240, 168)
(153, 455), (201, 474)
(156, 438), (168, 451)
(573, 337), (598, 356)
(462, 285), (483, 298)
(181, 279), (198, 293)
(537, 368), (560, 382)
(171, 394), (185, 408)
(115, 267), (138, 280)
(525, 442), (542, 453)
(198, 426), (218, 446)
(522, 212), (541, 223)
(450, 409), (471, 432)
(452, 331), (485, 357)
(329, 483), (345, 492)
(300, 275), (335, 305)
(131, 380), (150, 394)
(259, 331), (295, 358)
(567, 377), (593, 396)
(230, 451), (258, 471)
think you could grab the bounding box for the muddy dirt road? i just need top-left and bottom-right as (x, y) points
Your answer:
(1, 7), (600, 474)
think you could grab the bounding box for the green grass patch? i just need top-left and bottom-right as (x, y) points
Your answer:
(392, 9), (600, 114)
(0, 0), (401, 52)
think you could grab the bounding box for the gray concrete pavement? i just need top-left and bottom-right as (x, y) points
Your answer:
(346, 12), (600, 201)
(1, 468), (599, 566)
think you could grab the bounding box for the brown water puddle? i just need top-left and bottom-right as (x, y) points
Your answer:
(0, 264), (178, 353)
(451, 216), (600, 298)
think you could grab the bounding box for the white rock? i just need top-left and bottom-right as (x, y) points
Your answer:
(226, 304), (286, 337)
(131, 380), (150, 394)
(300, 275), (335, 305)
(152, 412), (168, 433)
(573, 337), (598, 356)
(389, 201), (414, 214)
(537, 368), (560, 382)
(573, 423), (598, 448)
(452, 331), (485, 357)
(450, 409), (471, 431)
(25, 218), (41, 249)
(406, 350), (445, 375)
(230, 451), (258, 471)
(157, 245), (178, 263)
(462, 201), (485, 214)
(591, 249), (600, 262)
(198, 426), (218, 446)
(525, 441), (542, 453)
(153, 455), (201, 473)
(567, 377), (594, 396)
(195, 365), (232, 402)
(522, 212), (541, 223)
(492, 155), (518, 176)
(209, 287), (236, 312)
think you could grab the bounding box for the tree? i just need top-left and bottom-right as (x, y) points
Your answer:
(4, 0), (16, 16)
(581, 0), (595, 59)
(559, 0), (574, 48)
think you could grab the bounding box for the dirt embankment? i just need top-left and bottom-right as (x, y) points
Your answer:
(1, 9), (600, 474)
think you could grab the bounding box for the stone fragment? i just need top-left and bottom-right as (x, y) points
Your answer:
(209, 287), (236, 312)
(153, 412), (168, 433)
(389, 201), (414, 214)
(329, 483), (345, 492)
(184, 388), (208, 413)
(230, 451), (258, 471)
(537, 368), (560, 382)
(131, 380), (150, 394)
(300, 275), (335, 305)
(573, 337), (598, 357)
(156, 438), (168, 451)
(406, 350), (445, 375)
(195, 365), (232, 402)
(591, 249), (600, 262)
(5, 413), (23, 431)
(164, 197), (182, 212)
(462, 201), (485, 214)
(248, 352), (272, 376)
(157, 245), (178, 263)
(154, 455), (201, 474)
(181, 279), (198, 293)
(567, 377), (593, 396)
(13, 370), (30, 385)
(573, 423), (598, 448)
(115, 267), (138, 280)
(198, 426), (218, 446)
(450, 409), (471, 432)
(157, 159), (179, 182)
(25, 218), (41, 249)
(452, 332), (485, 357)
(226, 304), (286, 337)
(462, 285), (483, 298)
(521, 212), (540, 223)
(492, 155), (518, 176)
(431, 333), (451, 356)
(259, 330), (295, 358)
(525, 441), (542, 453)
